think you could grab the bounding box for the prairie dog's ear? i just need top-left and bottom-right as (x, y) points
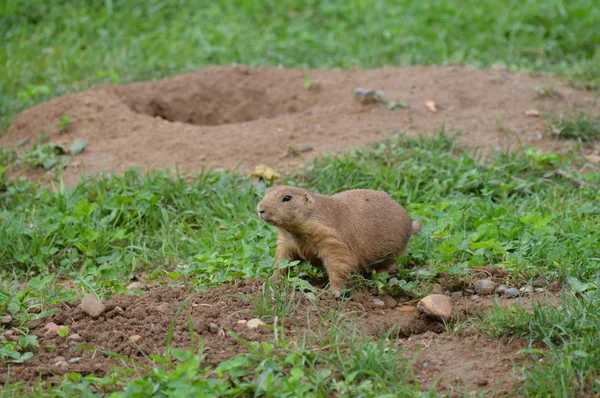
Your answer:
(304, 193), (314, 204)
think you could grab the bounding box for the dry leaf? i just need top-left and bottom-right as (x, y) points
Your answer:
(425, 101), (437, 113)
(525, 109), (540, 117)
(251, 165), (280, 181)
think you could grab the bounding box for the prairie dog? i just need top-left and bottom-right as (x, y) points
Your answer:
(256, 185), (422, 296)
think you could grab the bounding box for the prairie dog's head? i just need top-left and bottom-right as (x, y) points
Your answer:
(257, 186), (315, 228)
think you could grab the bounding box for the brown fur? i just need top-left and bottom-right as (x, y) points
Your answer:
(256, 185), (423, 296)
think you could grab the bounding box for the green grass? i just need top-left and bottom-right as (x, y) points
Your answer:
(3, 0), (600, 395)
(480, 287), (600, 397)
(1, 133), (600, 396)
(2, 0), (600, 130)
(547, 111), (600, 143)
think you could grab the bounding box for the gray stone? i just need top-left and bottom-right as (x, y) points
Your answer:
(79, 294), (106, 318)
(504, 288), (520, 298)
(208, 323), (220, 334)
(417, 294), (453, 321)
(474, 280), (497, 296)
(450, 291), (463, 298)
(0, 315), (12, 325)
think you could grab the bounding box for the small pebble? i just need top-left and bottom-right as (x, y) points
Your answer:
(69, 357), (82, 363)
(450, 291), (463, 298)
(535, 287), (546, 293)
(57, 361), (69, 371)
(43, 322), (62, 336)
(247, 318), (265, 329)
(474, 280), (497, 295)
(79, 294), (106, 318)
(237, 320), (248, 326)
(504, 288), (520, 298)
(67, 333), (82, 341)
(112, 306), (125, 316)
(0, 315), (12, 325)
(300, 145), (313, 153)
(52, 356), (65, 364)
(520, 286), (534, 294)
(496, 285), (508, 295)
(126, 282), (146, 291)
(373, 299), (385, 307)
(208, 323), (220, 334)
(130, 334), (142, 343)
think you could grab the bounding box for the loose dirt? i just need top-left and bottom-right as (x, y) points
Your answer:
(1, 279), (550, 395)
(2, 65), (599, 185)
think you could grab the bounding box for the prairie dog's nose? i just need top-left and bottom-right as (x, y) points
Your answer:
(257, 203), (265, 213)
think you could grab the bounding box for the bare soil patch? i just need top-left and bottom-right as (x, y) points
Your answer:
(3, 65), (599, 185)
(1, 280), (548, 395)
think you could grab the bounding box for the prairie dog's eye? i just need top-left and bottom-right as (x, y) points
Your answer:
(282, 195), (293, 202)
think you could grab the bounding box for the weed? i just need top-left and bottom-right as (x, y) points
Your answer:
(547, 112), (600, 143)
(533, 86), (560, 98)
(58, 115), (73, 132)
(479, 287), (600, 396)
(0, 334), (38, 364)
(17, 142), (71, 170)
(233, 277), (302, 321)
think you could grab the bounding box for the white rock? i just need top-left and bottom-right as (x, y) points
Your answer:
(246, 318), (266, 329)
(373, 299), (385, 307)
(126, 282), (147, 291)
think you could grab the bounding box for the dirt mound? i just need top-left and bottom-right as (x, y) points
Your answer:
(3, 65), (598, 185)
(1, 280), (544, 395)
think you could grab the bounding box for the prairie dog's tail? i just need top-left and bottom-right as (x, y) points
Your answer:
(411, 220), (423, 235)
